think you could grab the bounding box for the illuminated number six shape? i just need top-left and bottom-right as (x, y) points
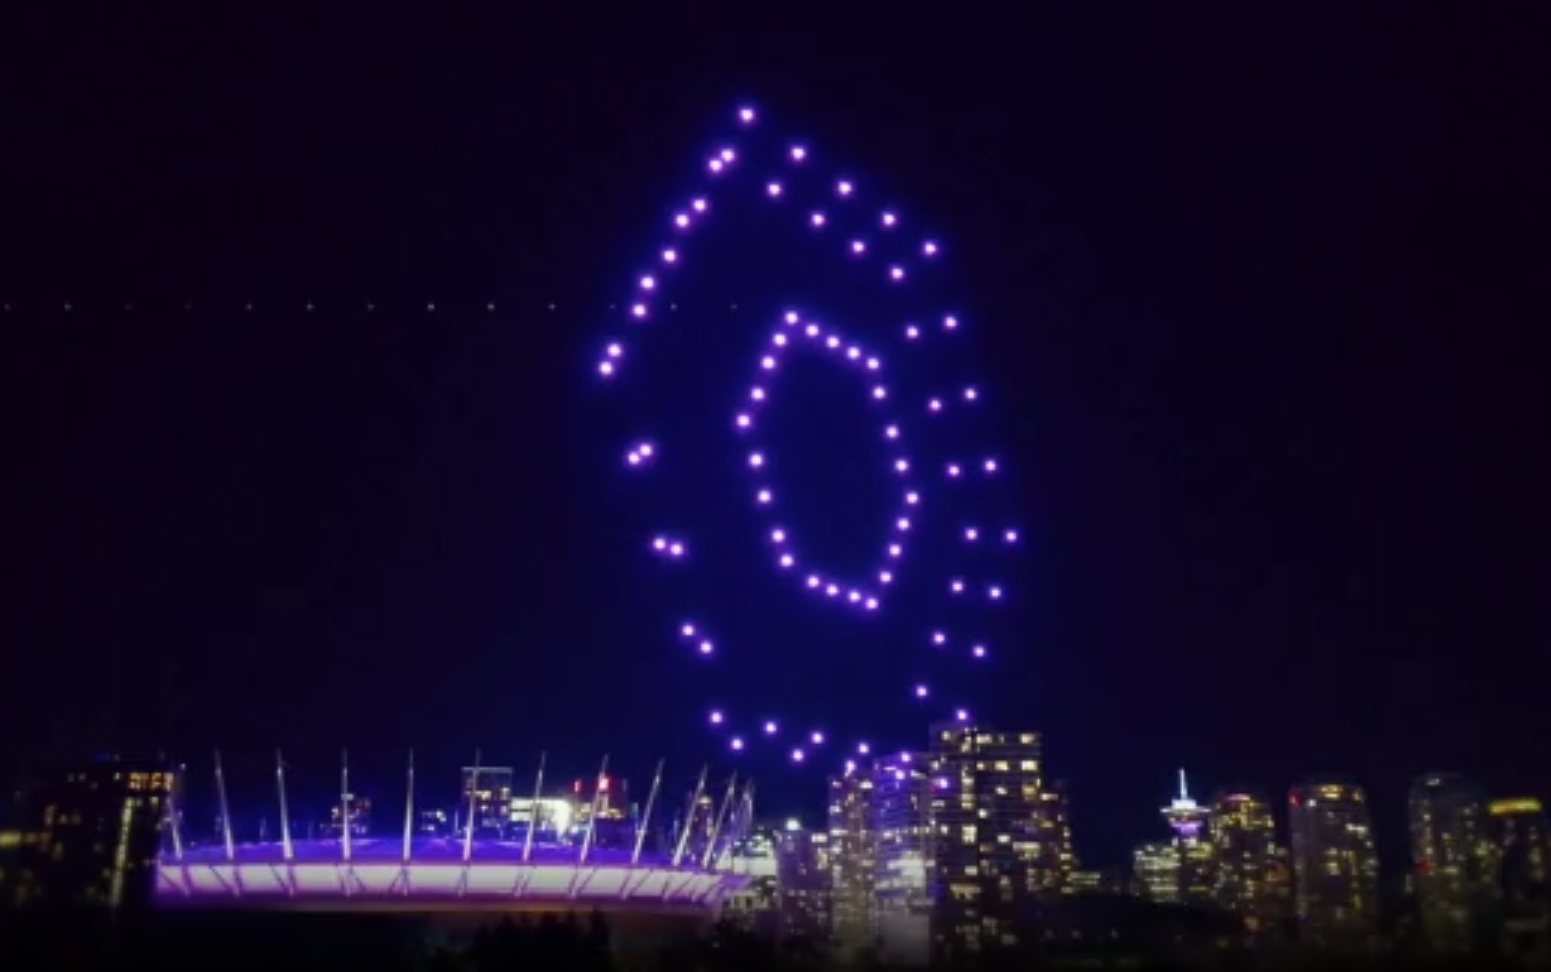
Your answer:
(596, 104), (1017, 765)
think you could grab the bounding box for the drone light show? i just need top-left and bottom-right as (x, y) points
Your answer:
(597, 104), (1018, 768)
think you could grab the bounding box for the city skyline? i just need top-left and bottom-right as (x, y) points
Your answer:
(5, 731), (1547, 960)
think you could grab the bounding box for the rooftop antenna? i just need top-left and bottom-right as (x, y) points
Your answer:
(701, 773), (738, 870)
(672, 766), (708, 868)
(275, 750), (293, 862)
(463, 749), (481, 863)
(578, 754), (610, 866)
(632, 759), (665, 866)
(522, 751), (546, 863)
(1178, 767), (1189, 802)
(213, 750), (235, 864)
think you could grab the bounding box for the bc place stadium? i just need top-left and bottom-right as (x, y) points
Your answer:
(150, 752), (753, 923)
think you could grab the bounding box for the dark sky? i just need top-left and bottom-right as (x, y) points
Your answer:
(2, 6), (1547, 868)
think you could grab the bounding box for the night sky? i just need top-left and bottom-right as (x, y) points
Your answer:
(2, 7), (1547, 868)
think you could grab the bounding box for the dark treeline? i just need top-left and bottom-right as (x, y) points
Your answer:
(0, 907), (1542, 972)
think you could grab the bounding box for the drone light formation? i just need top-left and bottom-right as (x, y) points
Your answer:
(599, 103), (1018, 769)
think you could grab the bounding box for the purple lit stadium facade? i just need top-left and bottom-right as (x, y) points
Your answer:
(153, 753), (750, 921)
(156, 840), (742, 911)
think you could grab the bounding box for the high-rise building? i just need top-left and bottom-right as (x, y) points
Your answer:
(776, 822), (833, 942)
(872, 757), (933, 966)
(1409, 773), (1495, 952)
(461, 765), (514, 833)
(1132, 841), (1180, 903)
(1037, 781), (1075, 894)
(1068, 867), (1123, 895)
(927, 722), (1054, 965)
(1161, 770), (1214, 907)
(0, 759), (176, 910)
(716, 816), (832, 940)
(827, 769), (878, 957)
(1288, 781), (1380, 950)
(1210, 790), (1290, 936)
(1488, 797), (1550, 955)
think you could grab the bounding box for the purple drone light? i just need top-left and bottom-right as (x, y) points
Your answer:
(600, 104), (1014, 769)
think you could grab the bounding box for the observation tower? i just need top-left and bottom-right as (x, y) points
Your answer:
(1161, 768), (1209, 841)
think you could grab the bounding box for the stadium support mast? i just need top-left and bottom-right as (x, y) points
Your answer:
(340, 749), (352, 864)
(214, 751), (235, 864)
(578, 754), (610, 866)
(163, 775), (185, 861)
(275, 750), (294, 862)
(701, 773), (738, 870)
(522, 751), (546, 863)
(463, 749), (481, 863)
(632, 759), (665, 866)
(402, 749), (415, 864)
(672, 766), (708, 868)
(734, 780), (756, 848)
